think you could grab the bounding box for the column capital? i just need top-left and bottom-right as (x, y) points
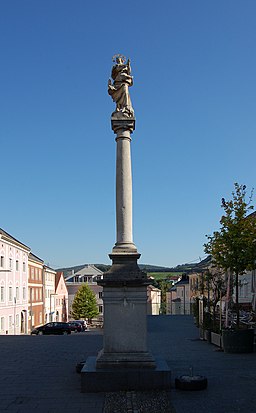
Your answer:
(111, 117), (135, 138)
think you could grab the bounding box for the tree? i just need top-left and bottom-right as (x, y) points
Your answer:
(155, 279), (171, 314)
(71, 284), (99, 321)
(204, 183), (256, 328)
(204, 268), (226, 331)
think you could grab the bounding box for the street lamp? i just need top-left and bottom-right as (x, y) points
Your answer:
(14, 297), (16, 335)
(50, 294), (57, 322)
(183, 285), (186, 315)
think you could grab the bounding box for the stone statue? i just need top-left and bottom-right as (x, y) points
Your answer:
(108, 54), (134, 118)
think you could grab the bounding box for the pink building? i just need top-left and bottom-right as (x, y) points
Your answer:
(54, 272), (68, 322)
(0, 229), (30, 335)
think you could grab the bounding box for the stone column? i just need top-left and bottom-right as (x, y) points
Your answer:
(96, 117), (155, 369)
(114, 119), (136, 252)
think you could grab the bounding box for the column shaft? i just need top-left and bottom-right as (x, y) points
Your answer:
(116, 136), (133, 246)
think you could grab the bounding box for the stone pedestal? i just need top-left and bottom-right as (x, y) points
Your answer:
(81, 357), (171, 392)
(96, 252), (155, 369)
(81, 250), (171, 392)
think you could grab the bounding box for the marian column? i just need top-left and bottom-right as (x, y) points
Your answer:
(96, 55), (155, 368)
(109, 55), (136, 253)
(81, 56), (171, 392)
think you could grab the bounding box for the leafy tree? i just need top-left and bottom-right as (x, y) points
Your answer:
(154, 279), (170, 314)
(204, 268), (226, 331)
(204, 183), (256, 328)
(71, 284), (99, 321)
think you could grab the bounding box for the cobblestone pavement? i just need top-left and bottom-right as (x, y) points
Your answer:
(104, 390), (175, 413)
(1, 316), (256, 412)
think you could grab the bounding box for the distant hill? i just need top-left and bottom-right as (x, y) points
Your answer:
(55, 263), (175, 278)
(55, 257), (211, 278)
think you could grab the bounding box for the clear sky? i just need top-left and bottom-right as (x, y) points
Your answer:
(1, 1), (256, 269)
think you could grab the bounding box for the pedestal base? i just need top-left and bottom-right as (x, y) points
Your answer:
(81, 356), (171, 393)
(96, 349), (156, 369)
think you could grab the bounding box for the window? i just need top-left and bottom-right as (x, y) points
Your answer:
(99, 292), (103, 299)
(0, 256), (4, 267)
(23, 262), (26, 272)
(9, 258), (12, 269)
(31, 268), (34, 279)
(16, 260), (19, 271)
(9, 287), (12, 301)
(16, 287), (19, 301)
(15, 314), (19, 327)
(23, 287), (26, 300)
(8, 315), (12, 330)
(1, 286), (4, 302)
(0, 317), (4, 331)
(99, 305), (103, 313)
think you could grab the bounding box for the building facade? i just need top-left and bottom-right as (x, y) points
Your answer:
(55, 272), (68, 322)
(28, 253), (44, 333)
(65, 265), (104, 321)
(166, 275), (190, 315)
(0, 229), (30, 335)
(43, 265), (57, 323)
(147, 285), (161, 315)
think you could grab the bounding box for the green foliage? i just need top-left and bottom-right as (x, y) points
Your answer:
(149, 272), (180, 281)
(156, 279), (170, 314)
(71, 284), (99, 321)
(204, 183), (256, 328)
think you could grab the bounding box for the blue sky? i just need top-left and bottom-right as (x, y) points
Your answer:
(1, 1), (255, 268)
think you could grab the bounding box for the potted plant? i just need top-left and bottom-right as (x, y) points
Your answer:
(204, 183), (256, 353)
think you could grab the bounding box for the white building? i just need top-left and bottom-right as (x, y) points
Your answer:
(147, 285), (161, 315)
(65, 265), (104, 320)
(43, 265), (57, 323)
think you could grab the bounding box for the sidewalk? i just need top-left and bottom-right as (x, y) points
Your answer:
(149, 315), (256, 413)
(0, 316), (255, 412)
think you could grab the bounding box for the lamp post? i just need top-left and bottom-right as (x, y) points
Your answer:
(50, 294), (57, 322)
(183, 285), (186, 315)
(14, 297), (16, 335)
(30, 287), (33, 333)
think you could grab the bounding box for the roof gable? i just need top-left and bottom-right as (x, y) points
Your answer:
(0, 228), (30, 251)
(55, 272), (68, 294)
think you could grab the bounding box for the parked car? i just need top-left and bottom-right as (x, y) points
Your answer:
(73, 320), (88, 331)
(68, 321), (83, 333)
(31, 322), (72, 335)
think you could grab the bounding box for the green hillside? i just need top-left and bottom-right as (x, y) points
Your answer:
(56, 257), (211, 278)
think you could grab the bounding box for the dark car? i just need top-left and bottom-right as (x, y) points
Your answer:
(68, 321), (83, 333)
(31, 322), (72, 335)
(73, 320), (88, 331)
